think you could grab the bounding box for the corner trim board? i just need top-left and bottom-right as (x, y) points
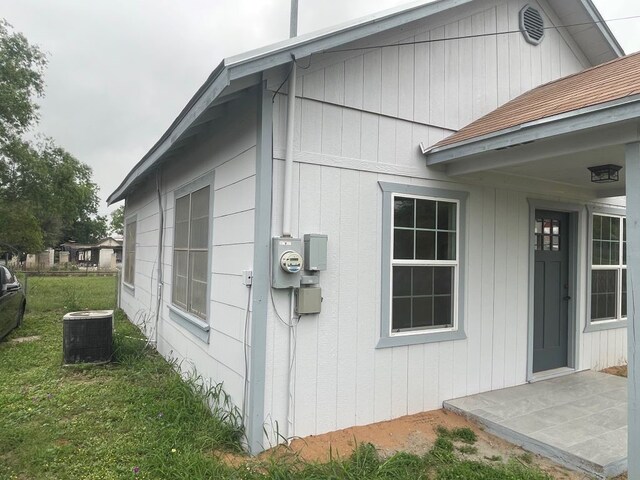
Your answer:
(247, 79), (273, 454)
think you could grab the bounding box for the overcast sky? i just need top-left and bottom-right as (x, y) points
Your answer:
(3, 0), (640, 216)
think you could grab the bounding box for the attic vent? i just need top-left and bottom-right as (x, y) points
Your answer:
(519, 5), (545, 45)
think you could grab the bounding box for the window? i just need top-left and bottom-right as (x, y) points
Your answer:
(172, 184), (211, 320)
(590, 213), (626, 323)
(124, 216), (136, 286)
(378, 183), (467, 348)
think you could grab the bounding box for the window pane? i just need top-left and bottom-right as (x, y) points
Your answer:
(190, 217), (209, 249)
(416, 199), (436, 229)
(190, 251), (208, 283)
(600, 241), (610, 266)
(394, 197), (414, 228)
(592, 240), (601, 265)
(415, 231), (435, 260)
(601, 216), (611, 240)
(173, 250), (188, 308)
(437, 232), (456, 260)
(412, 297), (433, 328)
(189, 187), (210, 249)
(591, 270), (616, 321)
(593, 215), (602, 240)
(394, 229), (414, 259)
(393, 267), (412, 296)
(190, 279), (207, 318)
(437, 202), (456, 231)
(611, 217), (620, 241)
(434, 266), (453, 295)
(392, 298), (411, 330)
(433, 296), (453, 327)
(412, 266), (433, 296)
(175, 195), (190, 249)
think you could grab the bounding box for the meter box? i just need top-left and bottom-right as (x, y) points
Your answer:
(303, 234), (328, 271)
(295, 287), (322, 315)
(272, 237), (303, 288)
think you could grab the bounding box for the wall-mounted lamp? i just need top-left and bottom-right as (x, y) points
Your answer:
(587, 164), (622, 183)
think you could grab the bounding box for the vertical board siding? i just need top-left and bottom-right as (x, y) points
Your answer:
(121, 94), (258, 413)
(259, 0), (627, 442)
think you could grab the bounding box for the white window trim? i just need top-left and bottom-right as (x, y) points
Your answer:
(585, 206), (627, 332)
(378, 182), (467, 348)
(170, 171), (215, 341)
(123, 213), (137, 292)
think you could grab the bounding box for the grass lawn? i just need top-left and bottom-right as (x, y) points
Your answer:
(0, 275), (555, 479)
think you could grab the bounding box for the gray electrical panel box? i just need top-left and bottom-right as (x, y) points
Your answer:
(272, 237), (303, 288)
(296, 287), (322, 314)
(303, 234), (328, 271)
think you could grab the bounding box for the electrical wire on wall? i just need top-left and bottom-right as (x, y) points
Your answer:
(242, 282), (253, 426)
(154, 169), (165, 345)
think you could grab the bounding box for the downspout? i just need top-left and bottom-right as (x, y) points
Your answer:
(283, 0), (298, 442)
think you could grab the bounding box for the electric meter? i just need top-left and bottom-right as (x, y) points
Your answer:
(280, 250), (302, 273)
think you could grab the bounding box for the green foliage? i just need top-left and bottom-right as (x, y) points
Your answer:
(436, 426), (478, 445)
(0, 275), (556, 480)
(110, 205), (124, 236)
(0, 20), (106, 254)
(457, 445), (478, 455)
(0, 19), (47, 145)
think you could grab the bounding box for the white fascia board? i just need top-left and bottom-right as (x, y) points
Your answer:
(425, 95), (640, 166)
(107, 0), (473, 204)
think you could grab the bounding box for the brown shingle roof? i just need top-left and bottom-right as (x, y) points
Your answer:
(431, 51), (640, 151)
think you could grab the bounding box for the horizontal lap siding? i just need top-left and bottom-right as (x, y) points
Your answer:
(122, 93), (258, 410)
(264, 0), (598, 440)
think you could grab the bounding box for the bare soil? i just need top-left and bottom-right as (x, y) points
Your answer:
(602, 365), (627, 377)
(258, 409), (588, 479)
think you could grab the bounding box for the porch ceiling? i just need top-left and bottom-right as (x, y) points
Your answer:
(488, 144), (627, 198)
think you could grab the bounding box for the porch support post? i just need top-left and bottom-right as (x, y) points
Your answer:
(626, 141), (640, 480)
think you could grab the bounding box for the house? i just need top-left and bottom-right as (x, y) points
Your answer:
(60, 237), (123, 269)
(107, 0), (638, 458)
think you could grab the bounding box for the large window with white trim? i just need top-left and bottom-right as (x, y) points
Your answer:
(392, 194), (458, 331)
(172, 184), (210, 320)
(591, 213), (626, 323)
(378, 182), (466, 348)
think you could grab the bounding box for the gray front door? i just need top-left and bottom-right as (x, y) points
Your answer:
(533, 210), (569, 373)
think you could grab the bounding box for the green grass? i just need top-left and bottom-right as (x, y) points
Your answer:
(0, 275), (554, 479)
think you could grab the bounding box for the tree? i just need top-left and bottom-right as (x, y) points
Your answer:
(0, 19), (47, 146)
(0, 20), (106, 254)
(110, 205), (124, 236)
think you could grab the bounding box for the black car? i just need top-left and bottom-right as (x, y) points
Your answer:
(0, 266), (26, 340)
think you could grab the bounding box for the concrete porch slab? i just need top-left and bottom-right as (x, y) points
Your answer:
(443, 371), (627, 478)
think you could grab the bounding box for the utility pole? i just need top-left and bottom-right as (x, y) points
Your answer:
(290, 0), (298, 38)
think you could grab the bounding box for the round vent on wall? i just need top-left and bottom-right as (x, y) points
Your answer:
(520, 5), (545, 45)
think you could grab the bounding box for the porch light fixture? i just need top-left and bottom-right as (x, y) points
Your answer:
(587, 164), (622, 183)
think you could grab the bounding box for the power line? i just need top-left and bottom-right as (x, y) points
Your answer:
(319, 15), (640, 54)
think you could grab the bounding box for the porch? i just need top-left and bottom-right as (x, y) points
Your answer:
(444, 370), (627, 478)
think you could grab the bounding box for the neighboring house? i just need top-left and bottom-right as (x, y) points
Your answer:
(61, 237), (123, 268)
(108, 0), (636, 454)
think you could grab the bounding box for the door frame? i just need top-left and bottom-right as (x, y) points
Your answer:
(526, 199), (584, 382)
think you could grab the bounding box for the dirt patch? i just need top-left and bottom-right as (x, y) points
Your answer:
(9, 335), (41, 344)
(602, 365), (627, 377)
(255, 410), (584, 479)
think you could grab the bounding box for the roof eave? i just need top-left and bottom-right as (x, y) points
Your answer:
(425, 95), (640, 166)
(107, 0), (476, 204)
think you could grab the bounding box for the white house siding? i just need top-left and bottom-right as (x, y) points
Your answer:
(121, 92), (258, 410)
(261, 0), (624, 441)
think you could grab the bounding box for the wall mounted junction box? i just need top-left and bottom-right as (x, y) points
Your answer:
(303, 234), (328, 271)
(295, 287), (322, 314)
